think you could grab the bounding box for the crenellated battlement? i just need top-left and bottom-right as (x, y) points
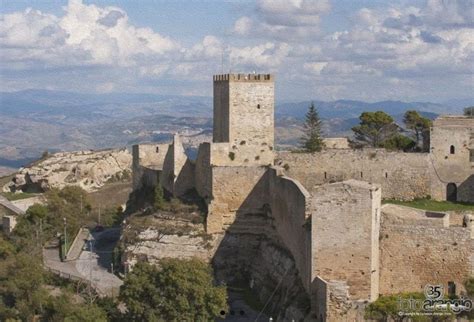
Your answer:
(213, 73), (273, 82)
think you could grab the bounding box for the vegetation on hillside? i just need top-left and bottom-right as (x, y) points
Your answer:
(300, 102), (325, 152)
(119, 259), (227, 321)
(0, 203), (108, 321)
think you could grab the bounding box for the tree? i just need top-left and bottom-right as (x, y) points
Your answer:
(154, 185), (166, 210)
(300, 102), (325, 152)
(382, 134), (416, 151)
(403, 110), (432, 151)
(120, 259), (227, 321)
(464, 106), (474, 117)
(352, 111), (398, 148)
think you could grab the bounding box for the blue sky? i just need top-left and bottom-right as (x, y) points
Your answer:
(0, 0), (472, 102)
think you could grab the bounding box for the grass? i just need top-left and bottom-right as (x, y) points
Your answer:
(383, 198), (474, 212)
(1, 191), (38, 201)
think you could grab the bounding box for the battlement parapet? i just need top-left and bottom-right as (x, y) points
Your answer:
(213, 73), (273, 82)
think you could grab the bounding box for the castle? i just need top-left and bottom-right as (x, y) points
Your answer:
(132, 74), (473, 321)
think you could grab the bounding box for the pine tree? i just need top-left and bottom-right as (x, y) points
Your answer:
(301, 102), (325, 152)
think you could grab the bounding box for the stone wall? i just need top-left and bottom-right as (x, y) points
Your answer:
(206, 166), (267, 233)
(267, 167), (312, 293)
(208, 142), (274, 167)
(430, 116), (474, 202)
(277, 150), (431, 200)
(161, 135), (194, 196)
(312, 276), (367, 322)
(323, 137), (350, 149)
(194, 143), (212, 200)
(379, 204), (473, 295)
(212, 74), (274, 166)
(311, 180), (381, 301)
(132, 143), (169, 190)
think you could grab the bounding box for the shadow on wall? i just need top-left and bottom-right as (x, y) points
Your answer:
(458, 174), (474, 203)
(211, 171), (311, 321)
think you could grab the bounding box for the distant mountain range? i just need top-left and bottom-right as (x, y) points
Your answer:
(0, 89), (470, 170)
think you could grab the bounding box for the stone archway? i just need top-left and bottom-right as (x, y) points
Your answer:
(446, 183), (457, 202)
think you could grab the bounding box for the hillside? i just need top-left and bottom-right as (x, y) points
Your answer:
(0, 90), (469, 169)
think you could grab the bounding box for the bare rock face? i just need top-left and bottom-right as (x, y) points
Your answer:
(3, 149), (132, 193)
(120, 212), (216, 269)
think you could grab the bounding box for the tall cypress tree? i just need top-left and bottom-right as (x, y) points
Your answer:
(301, 102), (325, 152)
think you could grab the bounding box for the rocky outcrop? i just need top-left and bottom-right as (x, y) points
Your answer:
(120, 211), (215, 269)
(4, 149), (132, 193)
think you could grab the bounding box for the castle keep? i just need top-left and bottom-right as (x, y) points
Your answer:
(132, 74), (473, 321)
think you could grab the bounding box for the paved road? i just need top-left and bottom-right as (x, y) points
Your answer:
(75, 228), (123, 296)
(44, 227), (123, 297)
(43, 247), (82, 277)
(66, 228), (89, 260)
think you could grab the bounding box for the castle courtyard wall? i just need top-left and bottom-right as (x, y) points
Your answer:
(379, 204), (473, 295)
(277, 150), (431, 201)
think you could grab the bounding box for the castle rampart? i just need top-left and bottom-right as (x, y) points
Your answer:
(277, 150), (431, 201)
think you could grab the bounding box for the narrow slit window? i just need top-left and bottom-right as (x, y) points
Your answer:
(450, 145), (455, 154)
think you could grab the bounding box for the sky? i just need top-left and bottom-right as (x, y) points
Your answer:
(0, 0), (473, 102)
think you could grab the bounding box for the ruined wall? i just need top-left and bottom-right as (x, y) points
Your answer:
(132, 143), (169, 190)
(194, 143), (212, 200)
(161, 135), (194, 196)
(323, 137), (350, 149)
(312, 277), (367, 322)
(267, 167), (312, 293)
(430, 116), (474, 202)
(277, 150), (430, 200)
(311, 180), (381, 301)
(379, 204), (473, 295)
(206, 166), (267, 233)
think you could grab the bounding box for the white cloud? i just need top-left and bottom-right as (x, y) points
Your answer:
(0, 0), (472, 102)
(0, 0), (178, 68)
(233, 0), (330, 39)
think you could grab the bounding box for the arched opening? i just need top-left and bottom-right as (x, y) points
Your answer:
(446, 183), (457, 202)
(450, 145), (455, 154)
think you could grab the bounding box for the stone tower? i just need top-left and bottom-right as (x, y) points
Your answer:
(213, 74), (274, 165)
(430, 115), (474, 202)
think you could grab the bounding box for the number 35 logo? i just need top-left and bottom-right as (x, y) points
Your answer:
(424, 285), (444, 300)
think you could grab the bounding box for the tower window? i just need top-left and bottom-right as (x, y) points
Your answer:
(450, 145), (455, 154)
(156, 147), (160, 153)
(257, 104), (261, 109)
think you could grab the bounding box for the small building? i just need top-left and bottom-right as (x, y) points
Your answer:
(0, 196), (25, 233)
